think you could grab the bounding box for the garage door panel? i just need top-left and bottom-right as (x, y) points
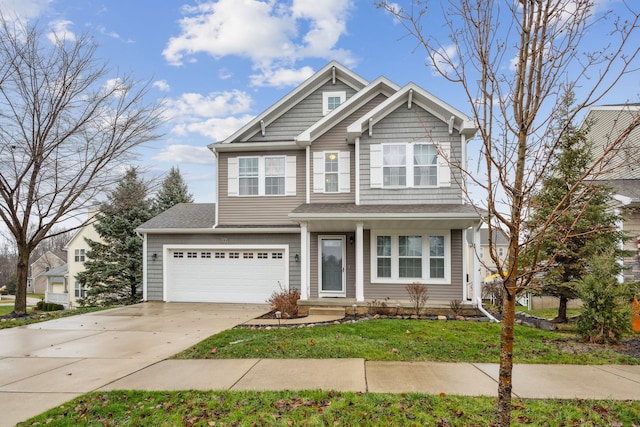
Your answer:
(166, 249), (286, 303)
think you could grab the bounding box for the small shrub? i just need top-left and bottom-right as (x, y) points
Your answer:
(406, 282), (428, 316)
(450, 299), (463, 316)
(266, 284), (300, 318)
(36, 301), (64, 312)
(482, 281), (504, 313)
(367, 298), (392, 315)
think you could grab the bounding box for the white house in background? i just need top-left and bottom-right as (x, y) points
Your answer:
(28, 250), (65, 294)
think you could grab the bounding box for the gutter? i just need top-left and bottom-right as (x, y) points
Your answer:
(476, 297), (500, 323)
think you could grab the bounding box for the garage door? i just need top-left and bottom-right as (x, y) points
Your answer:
(165, 249), (287, 303)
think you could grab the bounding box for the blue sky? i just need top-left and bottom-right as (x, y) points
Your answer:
(1, 0), (638, 203)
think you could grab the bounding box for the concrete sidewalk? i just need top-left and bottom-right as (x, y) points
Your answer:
(100, 359), (640, 401)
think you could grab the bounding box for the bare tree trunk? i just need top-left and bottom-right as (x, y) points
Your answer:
(557, 295), (568, 323)
(14, 244), (30, 315)
(498, 282), (516, 426)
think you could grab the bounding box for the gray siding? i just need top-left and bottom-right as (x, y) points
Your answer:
(218, 150), (305, 226)
(363, 229), (464, 301)
(359, 105), (465, 204)
(146, 233), (301, 301)
(310, 93), (387, 204)
(248, 81), (358, 143)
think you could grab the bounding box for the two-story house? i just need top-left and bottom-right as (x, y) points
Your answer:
(583, 104), (640, 282)
(137, 62), (484, 310)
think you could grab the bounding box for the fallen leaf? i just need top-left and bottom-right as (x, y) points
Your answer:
(210, 348), (217, 354)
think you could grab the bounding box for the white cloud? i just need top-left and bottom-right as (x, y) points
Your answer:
(152, 144), (215, 164)
(218, 68), (232, 80)
(430, 44), (458, 76)
(47, 19), (76, 44)
(0, 0), (51, 22)
(174, 115), (255, 141)
(97, 25), (134, 43)
(250, 65), (314, 88)
(162, 0), (355, 87)
(153, 80), (171, 92)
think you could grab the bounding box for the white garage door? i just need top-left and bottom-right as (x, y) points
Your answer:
(165, 249), (287, 303)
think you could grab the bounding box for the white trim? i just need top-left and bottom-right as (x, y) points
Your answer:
(305, 146), (311, 204)
(318, 235), (346, 297)
(322, 91), (346, 116)
(300, 222), (309, 300)
(373, 142), (449, 188)
(233, 155), (294, 197)
(355, 137), (360, 205)
(370, 230), (451, 284)
(356, 223), (364, 301)
(162, 243), (289, 302)
(142, 233), (148, 301)
(313, 151), (350, 194)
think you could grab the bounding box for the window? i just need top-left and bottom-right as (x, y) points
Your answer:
(173, 252), (184, 258)
(324, 152), (339, 192)
(272, 252), (283, 259)
(243, 252), (254, 259)
(370, 142), (450, 188)
(229, 252), (240, 259)
(265, 156), (285, 195)
(214, 252), (225, 259)
(187, 252), (198, 258)
(258, 252), (268, 259)
(230, 155), (295, 197)
(498, 247), (505, 257)
(239, 157), (259, 196)
(322, 91), (346, 115)
(74, 249), (85, 262)
(201, 252), (212, 258)
(371, 232), (449, 283)
(74, 281), (87, 298)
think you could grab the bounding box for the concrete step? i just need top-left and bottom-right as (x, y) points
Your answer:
(308, 306), (346, 317)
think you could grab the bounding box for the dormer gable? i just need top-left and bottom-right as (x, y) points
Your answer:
(209, 61), (368, 150)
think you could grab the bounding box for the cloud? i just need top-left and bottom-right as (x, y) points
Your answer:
(250, 65), (314, 88)
(0, 0), (51, 22)
(173, 115), (255, 141)
(153, 80), (171, 92)
(162, 0), (355, 87)
(47, 19), (76, 43)
(430, 44), (458, 76)
(96, 25), (134, 43)
(152, 144), (215, 164)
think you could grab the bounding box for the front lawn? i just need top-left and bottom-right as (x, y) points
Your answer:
(19, 390), (640, 426)
(0, 306), (113, 329)
(174, 319), (639, 364)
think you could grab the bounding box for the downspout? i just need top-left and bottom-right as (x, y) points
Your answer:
(477, 297), (500, 323)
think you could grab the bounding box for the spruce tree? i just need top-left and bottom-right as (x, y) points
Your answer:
(525, 96), (626, 322)
(153, 166), (194, 214)
(77, 168), (153, 306)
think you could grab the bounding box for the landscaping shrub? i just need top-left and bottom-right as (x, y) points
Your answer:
(267, 285), (300, 318)
(36, 301), (65, 312)
(367, 297), (392, 315)
(406, 282), (428, 316)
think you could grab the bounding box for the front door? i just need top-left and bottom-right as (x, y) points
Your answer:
(319, 236), (346, 297)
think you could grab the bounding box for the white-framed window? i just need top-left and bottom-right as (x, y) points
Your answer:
(272, 252), (283, 259)
(228, 155), (296, 197)
(370, 142), (450, 188)
(371, 231), (450, 283)
(201, 252), (211, 258)
(243, 252), (254, 259)
(173, 252), (184, 258)
(258, 252), (268, 259)
(229, 252), (240, 259)
(214, 252), (225, 259)
(498, 247), (505, 257)
(322, 91), (346, 115)
(74, 249), (85, 262)
(313, 151), (350, 193)
(74, 281), (87, 298)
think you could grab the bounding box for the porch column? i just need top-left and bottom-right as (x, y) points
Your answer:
(300, 222), (309, 300)
(355, 222), (364, 302)
(473, 224), (482, 305)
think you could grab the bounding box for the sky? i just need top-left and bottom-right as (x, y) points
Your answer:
(1, 0), (639, 204)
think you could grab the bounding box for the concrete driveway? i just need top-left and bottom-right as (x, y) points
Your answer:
(0, 302), (268, 427)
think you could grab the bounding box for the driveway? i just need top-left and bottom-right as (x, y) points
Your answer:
(0, 302), (268, 427)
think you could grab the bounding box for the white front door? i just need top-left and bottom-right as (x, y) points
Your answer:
(319, 236), (346, 297)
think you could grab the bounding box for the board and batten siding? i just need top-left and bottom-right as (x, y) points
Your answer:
(247, 81), (358, 143)
(218, 150), (305, 226)
(359, 105), (465, 205)
(310, 93), (388, 204)
(145, 233), (301, 301)
(363, 229), (465, 301)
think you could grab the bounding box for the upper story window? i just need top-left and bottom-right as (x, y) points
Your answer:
(74, 249), (85, 262)
(228, 155), (296, 197)
(312, 151), (350, 194)
(372, 231), (450, 283)
(322, 91), (346, 115)
(370, 142), (450, 189)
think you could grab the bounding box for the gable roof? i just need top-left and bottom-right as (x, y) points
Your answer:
(346, 82), (478, 142)
(137, 203), (216, 232)
(295, 76), (399, 146)
(210, 61), (368, 149)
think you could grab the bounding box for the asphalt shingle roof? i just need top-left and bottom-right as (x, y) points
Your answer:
(137, 203), (216, 230)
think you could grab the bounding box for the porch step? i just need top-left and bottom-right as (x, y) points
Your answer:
(308, 306), (346, 317)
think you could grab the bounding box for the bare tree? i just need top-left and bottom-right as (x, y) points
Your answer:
(0, 18), (164, 315)
(378, 1), (640, 425)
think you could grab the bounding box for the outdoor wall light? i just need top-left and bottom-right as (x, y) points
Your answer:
(152, 253), (158, 261)
(294, 253), (299, 263)
(349, 235), (354, 245)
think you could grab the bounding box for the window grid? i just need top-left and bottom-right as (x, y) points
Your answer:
(399, 236), (422, 278)
(229, 252), (240, 259)
(239, 157), (259, 196)
(258, 252), (268, 259)
(265, 156), (285, 195)
(173, 252), (184, 258)
(243, 252), (254, 259)
(201, 252), (212, 258)
(376, 236), (392, 278)
(214, 252), (225, 259)
(272, 252), (283, 259)
(383, 144), (407, 186)
(74, 249), (85, 262)
(429, 236), (445, 279)
(187, 252), (198, 258)
(324, 152), (339, 193)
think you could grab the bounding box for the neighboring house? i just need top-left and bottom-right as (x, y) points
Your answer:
(466, 227), (509, 284)
(45, 210), (101, 308)
(137, 61), (484, 309)
(583, 104), (640, 282)
(28, 251), (66, 294)
(42, 265), (69, 307)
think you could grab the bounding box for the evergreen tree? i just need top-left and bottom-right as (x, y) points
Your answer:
(525, 96), (626, 322)
(77, 168), (153, 306)
(153, 166), (194, 214)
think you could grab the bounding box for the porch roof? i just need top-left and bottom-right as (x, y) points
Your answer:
(289, 203), (483, 232)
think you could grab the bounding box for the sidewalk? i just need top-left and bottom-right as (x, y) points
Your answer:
(100, 358), (640, 401)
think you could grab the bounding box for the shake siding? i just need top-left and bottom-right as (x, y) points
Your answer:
(310, 93), (387, 204)
(247, 81), (357, 143)
(145, 233), (301, 301)
(359, 105), (464, 204)
(218, 150), (305, 225)
(363, 229), (464, 301)
(309, 232), (356, 298)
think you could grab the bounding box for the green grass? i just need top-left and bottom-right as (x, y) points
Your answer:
(0, 305), (15, 316)
(516, 306), (581, 320)
(18, 390), (640, 426)
(174, 319), (638, 364)
(0, 306), (114, 329)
